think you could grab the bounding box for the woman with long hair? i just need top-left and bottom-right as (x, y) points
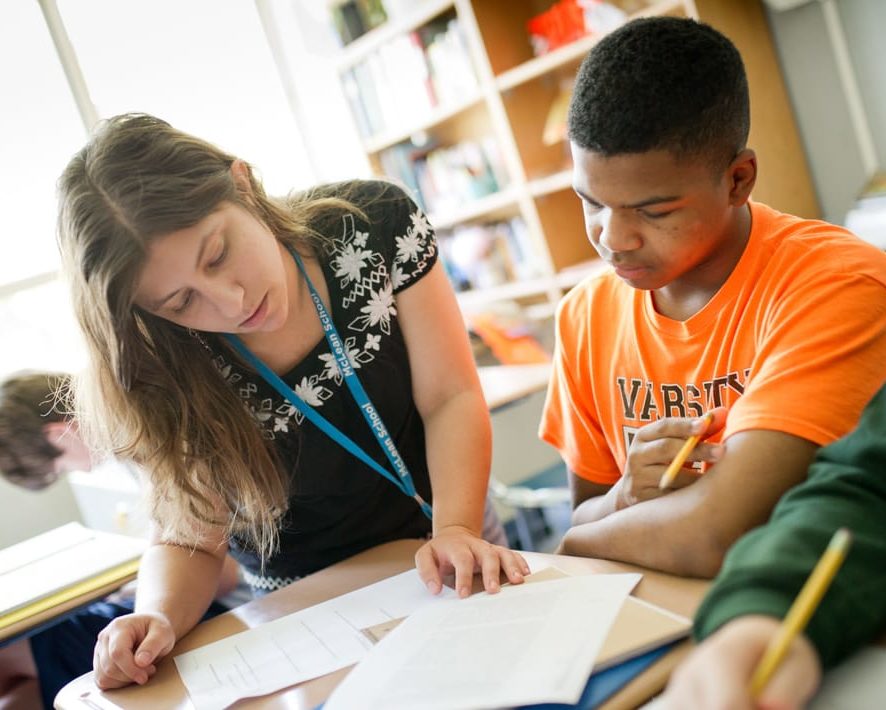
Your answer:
(58, 113), (526, 689)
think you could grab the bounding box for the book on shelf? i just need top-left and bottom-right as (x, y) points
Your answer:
(420, 16), (479, 106)
(341, 14), (479, 140)
(439, 217), (543, 293)
(379, 136), (506, 217)
(0, 521), (146, 634)
(527, 0), (627, 56)
(329, 0), (388, 46)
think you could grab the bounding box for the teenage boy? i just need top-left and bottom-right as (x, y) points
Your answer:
(539, 17), (886, 577)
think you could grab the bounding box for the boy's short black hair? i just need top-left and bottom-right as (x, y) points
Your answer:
(568, 16), (749, 166)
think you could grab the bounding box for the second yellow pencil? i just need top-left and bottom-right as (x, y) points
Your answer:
(749, 527), (853, 697)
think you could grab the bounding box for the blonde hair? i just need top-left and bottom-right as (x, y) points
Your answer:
(57, 113), (359, 559)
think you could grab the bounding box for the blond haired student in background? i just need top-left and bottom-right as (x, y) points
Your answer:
(539, 17), (886, 577)
(658, 383), (886, 709)
(57, 113), (526, 691)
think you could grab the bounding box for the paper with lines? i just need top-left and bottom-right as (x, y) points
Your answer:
(174, 569), (456, 709)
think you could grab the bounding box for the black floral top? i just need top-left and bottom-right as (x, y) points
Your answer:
(203, 181), (438, 594)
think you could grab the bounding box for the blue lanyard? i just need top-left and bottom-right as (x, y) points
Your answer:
(223, 248), (432, 520)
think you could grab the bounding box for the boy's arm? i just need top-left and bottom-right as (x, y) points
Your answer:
(569, 409), (728, 526)
(569, 474), (614, 524)
(559, 428), (818, 577)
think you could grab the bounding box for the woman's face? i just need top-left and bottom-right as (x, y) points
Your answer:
(133, 201), (293, 336)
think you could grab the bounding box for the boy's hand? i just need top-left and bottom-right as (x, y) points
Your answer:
(615, 408), (727, 509)
(658, 615), (821, 710)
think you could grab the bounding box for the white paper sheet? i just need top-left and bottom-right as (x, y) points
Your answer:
(174, 569), (457, 710)
(324, 573), (642, 710)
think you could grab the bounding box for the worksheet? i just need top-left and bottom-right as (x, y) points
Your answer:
(174, 569), (457, 710)
(324, 573), (642, 710)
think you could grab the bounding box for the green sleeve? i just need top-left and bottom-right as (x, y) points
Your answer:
(694, 383), (886, 669)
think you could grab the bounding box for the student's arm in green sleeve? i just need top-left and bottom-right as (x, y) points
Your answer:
(696, 383), (886, 669)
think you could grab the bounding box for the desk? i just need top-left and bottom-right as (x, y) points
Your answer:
(55, 539), (707, 710)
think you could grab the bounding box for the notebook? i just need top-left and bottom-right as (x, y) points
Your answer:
(0, 522), (145, 634)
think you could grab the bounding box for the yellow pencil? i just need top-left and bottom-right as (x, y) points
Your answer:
(749, 527), (853, 697)
(658, 412), (714, 490)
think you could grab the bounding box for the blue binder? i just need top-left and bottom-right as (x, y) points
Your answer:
(520, 641), (679, 710)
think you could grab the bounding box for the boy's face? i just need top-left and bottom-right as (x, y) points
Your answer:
(571, 144), (750, 295)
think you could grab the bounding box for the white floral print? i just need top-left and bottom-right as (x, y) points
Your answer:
(294, 376), (326, 406)
(410, 210), (431, 238)
(350, 283), (396, 335)
(334, 243), (372, 285)
(391, 264), (407, 290)
(396, 232), (424, 263)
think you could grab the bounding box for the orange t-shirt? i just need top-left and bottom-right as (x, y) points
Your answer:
(539, 202), (886, 484)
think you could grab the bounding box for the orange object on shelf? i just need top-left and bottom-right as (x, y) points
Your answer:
(527, 0), (588, 55)
(469, 312), (551, 365)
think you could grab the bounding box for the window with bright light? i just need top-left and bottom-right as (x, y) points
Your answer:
(0, 1), (319, 378)
(0, 2), (86, 286)
(0, 3), (88, 375)
(58, 0), (315, 196)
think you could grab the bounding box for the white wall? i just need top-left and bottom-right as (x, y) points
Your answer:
(766, 0), (886, 223)
(0, 476), (81, 549)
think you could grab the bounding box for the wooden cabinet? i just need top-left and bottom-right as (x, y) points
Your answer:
(333, 0), (819, 317)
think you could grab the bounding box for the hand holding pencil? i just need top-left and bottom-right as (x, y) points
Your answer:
(613, 409), (726, 510)
(657, 528), (851, 710)
(749, 527), (852, 697)
(658, 411), (717, 490)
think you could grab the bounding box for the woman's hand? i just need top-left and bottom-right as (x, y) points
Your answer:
(415, 525), (531, 598)
(93, 612), (176, 689)
(657, 615), (822, 710)
(614, 407), (728, 510)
